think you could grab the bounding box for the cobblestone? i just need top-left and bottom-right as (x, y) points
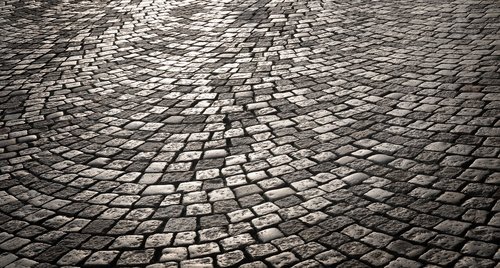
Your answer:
(0, 0), (499, 266)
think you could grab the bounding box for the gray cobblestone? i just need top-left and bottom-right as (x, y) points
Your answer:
(266, 252), (299, 268)
(216, 250), (244, 267)
(84, 251), (119, 266)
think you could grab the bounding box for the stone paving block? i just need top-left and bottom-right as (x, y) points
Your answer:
(117, 249), (155, 266)
(240, 261), (267, 268)
(419, 248), (461, 266)
(160, 247), (188, 262)
(252, 202), (280, 216)
(145, 233), (173, 248)
(217, 250), (245, 267)
(143, 185), (175, 195)
(110, 235), (143, 249)
(364, 188), (394, 201)
(220, 233), (255, 251)
(315, 250), (346, 266)
(180, 257), (213, 268)
(0, 253), (17, 267)
(264, 187), (296, 201)
(266, 252), (299, 268)
(252, 214), (282, 229)
(454, 256), (496, 268)
(5, 258), (38, 268)
(57, 249), (91, 266)
(461, 240), (498, 258)
(173, 232), (197, 246)
(291, 259), (322, 268)
(198, 227), (228, 242)
(360, 249), (395, 266)
(208, 188), (234, 202)
(342, 173), (369, 185)
(188, 242), (220, 258)
(84, 251), (119, 266)
(386, 257), (422, 268)
(246, 243), (278, 258)
(470, 159), (500, 170)
(387, 240), (426, 258)
(257, 228), (284, 243)
(164, 218), (197, 233)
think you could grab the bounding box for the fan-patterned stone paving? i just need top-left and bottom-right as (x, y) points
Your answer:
(0, 0), (499, 267)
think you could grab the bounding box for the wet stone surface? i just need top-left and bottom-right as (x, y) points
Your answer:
(0, 0), (500, 267)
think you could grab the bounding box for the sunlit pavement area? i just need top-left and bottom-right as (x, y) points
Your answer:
(0, 0), (499, 267)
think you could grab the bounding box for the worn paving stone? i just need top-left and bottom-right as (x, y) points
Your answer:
(160, 247), (188, 262)
(216, 250), (245, 267)
(266, 252), (299, 268)
(84, 251), (119, 266)
(315, 249), (346, 266)
(188, 242), (220, 258)
(117, 249), (155, 266)
(246, 243), (278, 258)
(0, 0), (499, 266)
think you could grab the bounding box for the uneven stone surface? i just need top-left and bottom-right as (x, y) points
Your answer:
(0, 0), (499, 267)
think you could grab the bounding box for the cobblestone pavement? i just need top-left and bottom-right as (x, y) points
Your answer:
(1, 0), (499, 267)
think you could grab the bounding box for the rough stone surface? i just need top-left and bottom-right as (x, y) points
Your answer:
(0, 0), (498, 267)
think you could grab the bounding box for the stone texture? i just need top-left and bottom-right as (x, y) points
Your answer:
(0, 0), (498, 267)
